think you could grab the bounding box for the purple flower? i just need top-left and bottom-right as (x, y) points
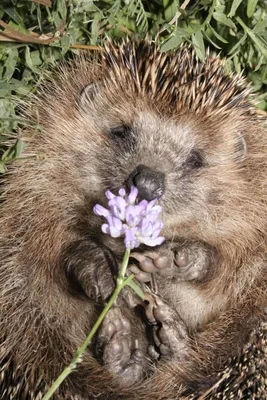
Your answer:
(93, 186), (165, 249)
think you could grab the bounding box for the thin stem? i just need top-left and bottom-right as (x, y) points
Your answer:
(42, 249), (132, 400)
(119, 247), (131, 280)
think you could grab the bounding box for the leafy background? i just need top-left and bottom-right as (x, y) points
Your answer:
(0, 0), (267, 170)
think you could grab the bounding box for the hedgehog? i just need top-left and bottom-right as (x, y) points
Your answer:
(0, 40), (266, 400)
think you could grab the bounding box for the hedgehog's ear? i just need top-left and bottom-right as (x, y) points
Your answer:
(80, 82), (100, 106)
(235, 132), (247, 161)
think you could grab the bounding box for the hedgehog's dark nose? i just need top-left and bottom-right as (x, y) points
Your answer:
(126, 164), (165, 201)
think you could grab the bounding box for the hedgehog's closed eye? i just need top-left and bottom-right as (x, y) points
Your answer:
(186, 150), (204, 169)
(109, 125), (136, 151)
(109, 125), (131, 139)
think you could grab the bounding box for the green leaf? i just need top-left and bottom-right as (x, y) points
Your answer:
(60, 36), (71, 54)
(126, 278), (144, 300)
(161, 34), (184, 52)
(14, 138), (25, 158)
(3, 48), (18, 80)
(1, 138), (26, 162)
(233, 55), (241, 73)
(253, 17), (267, 34)
(192, 30), (205, 61)
(7, 20), (28, 35)
(228, 0), (243, 18)
(228, 33), (247, 56)
(208, 24), (228, 43)
(0, 161), (6, 173)
(213, 12), (236, 29)
(36, 4), (43, 32)
(201, 0), (217, 28)
(247, 44), (255, 65)
(236, 17), (267, 58)
(254, 54), (264, 71)
(57, 0), (67, 21)
(128, 0), (148, 32)
(247, 0), (258, 18)
(25, 46), (40, 74)
(2, 145), (16, 161)
(203, 32), (222, 50)
(29, 51), (42, 67)
(163, 0), (176, 22)
(0, 6), (24, 26)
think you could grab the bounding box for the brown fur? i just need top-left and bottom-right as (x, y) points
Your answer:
(0, 40), (266, 399)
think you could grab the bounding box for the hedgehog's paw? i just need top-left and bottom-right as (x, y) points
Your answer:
(65, 241), (117, 301)
(130, 242), (210, 282)
(145, 296), (188, 360)
(97, 307), (146, 386)
(129, 247), (173, 282)
(172, 243), (210, 281)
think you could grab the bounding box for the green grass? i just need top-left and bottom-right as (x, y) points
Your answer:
(0, 0), (267, 168)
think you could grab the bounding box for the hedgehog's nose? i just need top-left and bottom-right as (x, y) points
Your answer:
(126, 164), (165, 201)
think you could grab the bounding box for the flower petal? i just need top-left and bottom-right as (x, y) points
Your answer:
(146, 207), (162, 221)
(119, 188), (126, 197)
(101, 224), (110, 234)
(125, 205), (142, 227)
(112, 216), (123, 231)
(105, 215), (124, 237)
(93, 204), (110, 217)
(109, 196), (126, 220)
(146, 199), (157, 212)
(151, 220), (164, 235)
(127, 186), (138, 205)
(124, 226), (140, 249)
(142, 236), (165, 247)
(139, 218), (154, 236)
(138, 199), (148, 214)
(105, 190), (115, 200)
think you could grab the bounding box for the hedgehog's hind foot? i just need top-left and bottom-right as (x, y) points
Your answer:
(96, 307), (146, 386)
(145, 295), (189, 360)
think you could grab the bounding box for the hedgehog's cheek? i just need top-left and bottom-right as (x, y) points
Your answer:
(125, 164), (165, 201)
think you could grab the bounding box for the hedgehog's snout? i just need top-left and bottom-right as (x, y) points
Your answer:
(126, 164), (165, 201)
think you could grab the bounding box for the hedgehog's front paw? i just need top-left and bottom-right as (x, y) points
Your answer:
(130, 242), (211, 282)
(145, 295), (188, 360)
(64, 240), (117, 301)
(97, 307), (146, 386)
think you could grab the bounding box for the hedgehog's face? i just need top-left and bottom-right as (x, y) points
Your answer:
(80, 84), (255, 244)
(89, 106), (251, 243)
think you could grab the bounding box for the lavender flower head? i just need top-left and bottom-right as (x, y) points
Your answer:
(93, 186), (165, 249)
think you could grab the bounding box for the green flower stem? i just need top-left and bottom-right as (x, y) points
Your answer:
(42, 248), (132, 400)
(119, 247), (131, 280)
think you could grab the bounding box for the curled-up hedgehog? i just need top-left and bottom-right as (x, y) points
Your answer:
(0, 40), (266, 399)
